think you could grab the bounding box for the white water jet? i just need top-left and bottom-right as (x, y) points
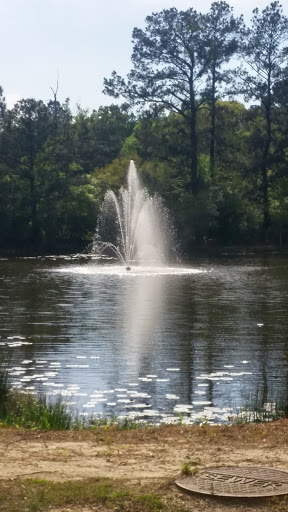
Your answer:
(93, 161), (170, 267)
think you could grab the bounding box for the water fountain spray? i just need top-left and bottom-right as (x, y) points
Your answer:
(93, 161), (169, 268)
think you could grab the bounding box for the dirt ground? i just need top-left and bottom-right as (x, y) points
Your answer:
(2, 420), (288, 511)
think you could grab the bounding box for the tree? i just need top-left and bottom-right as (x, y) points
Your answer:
(272, 69), (288, 175)
(0, 86), (6, 125)
(5, 99), (54, 243)
(241, 1), (288, 239)
(104, 8), (210, 192)
(0, 98), (73, 248)
(72, 104), (135, 172)
(199, 2), (243, 177)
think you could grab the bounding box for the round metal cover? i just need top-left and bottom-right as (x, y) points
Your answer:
(176, 466), (288, 498)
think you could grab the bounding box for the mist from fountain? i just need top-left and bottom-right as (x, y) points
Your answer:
(93, 161), (171, 267)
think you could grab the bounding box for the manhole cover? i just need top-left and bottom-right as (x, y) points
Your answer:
(175, 466), (288, 498)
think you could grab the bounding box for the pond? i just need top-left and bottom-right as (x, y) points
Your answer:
(1, 255), (288, 424)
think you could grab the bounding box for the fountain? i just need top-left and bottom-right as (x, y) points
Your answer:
(93, 161), (170, 268)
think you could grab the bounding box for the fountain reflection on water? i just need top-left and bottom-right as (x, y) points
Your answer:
(93, 160), (170, 268)
(5, 255), (288, 425)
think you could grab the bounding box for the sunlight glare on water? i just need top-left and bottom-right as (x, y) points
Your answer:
(1, 256), (288, 424)
(54, 264), (206, 277)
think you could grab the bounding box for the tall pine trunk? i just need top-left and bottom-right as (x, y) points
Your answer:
(261, 80), (272, 241)
(189, 68), (198, 193)
(29, 173), (39, 247)
(209, 64), (216, 178)
(189, 106), (198, 193)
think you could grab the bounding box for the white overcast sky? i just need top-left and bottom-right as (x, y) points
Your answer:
(1, 0), (287, 111)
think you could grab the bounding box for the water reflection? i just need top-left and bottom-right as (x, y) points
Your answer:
(119, 275), (165, 374)
(1, 257), (288, 423)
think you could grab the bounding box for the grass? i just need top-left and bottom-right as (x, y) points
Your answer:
(0, 357), (77, 430)
(235, 386), (288, 424)
(0, 478), (166, 512)
(181, 462), (199, 476)
(1, 392), (75, 430)
(89, 414), (148, 431)
(0, 388), (148, 431)
(136, 493), (164, 509)
(0, 353), (10, 418)
(0, 357), (148, 431)
(0, 356), (147, 430)
(1, 385), (288, 431)
(0, 475), (287, 512)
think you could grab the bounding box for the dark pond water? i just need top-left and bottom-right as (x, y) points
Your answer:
(1, 255), (288, 424)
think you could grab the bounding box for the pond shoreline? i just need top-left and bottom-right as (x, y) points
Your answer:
(1, 255), (288, 423)
(1, 421), (288, 511)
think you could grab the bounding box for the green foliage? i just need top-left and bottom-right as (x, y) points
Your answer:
(72, 104), (135, 172)
(240, 1), (288, 233)
(181, 462), (199, 476)
(2, 4), (288, 252)
(136, 493), (164, 510)
(0, 357), (9, 418)
(236, 385), (288, 423)
(0, 98), (134, 254)
(0, 370), (145, 430)
(0, 392), (74, 430)
(88, 414), (147, 431)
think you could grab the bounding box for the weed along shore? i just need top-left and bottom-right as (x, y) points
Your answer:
(2, 370), (288, 510)
(0, 421), (288, 511)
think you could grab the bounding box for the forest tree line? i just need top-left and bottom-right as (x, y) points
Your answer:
(1, 1), (288, 255)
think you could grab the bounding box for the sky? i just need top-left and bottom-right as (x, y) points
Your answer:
(2, 0), (287, 112)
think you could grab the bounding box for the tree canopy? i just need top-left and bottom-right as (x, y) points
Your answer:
(1, 1), (288, 255)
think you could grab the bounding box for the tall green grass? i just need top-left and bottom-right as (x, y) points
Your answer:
(0, 354), (10, 418)
(0, 350), (77, 429)
(2, 392), (75, 430)
(236, 385), (288, 423)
